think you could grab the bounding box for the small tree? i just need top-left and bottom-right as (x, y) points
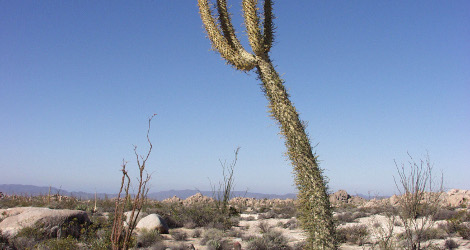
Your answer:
(394, 152), (444, 250)
(111, 114), (155, 250)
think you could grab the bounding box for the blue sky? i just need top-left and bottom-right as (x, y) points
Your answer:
(1, 1), (469, 196)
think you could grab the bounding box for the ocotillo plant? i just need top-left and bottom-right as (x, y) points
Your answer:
(197, 0), (336, 248)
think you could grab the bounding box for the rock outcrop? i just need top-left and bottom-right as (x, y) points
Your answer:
(0, 207), (90, 238)
(183, 193), (215, 206)
(329, 190), (366, 206)
(443, 189), (470, 207)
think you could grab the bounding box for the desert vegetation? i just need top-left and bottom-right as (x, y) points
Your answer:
(1, 187), (470, 249)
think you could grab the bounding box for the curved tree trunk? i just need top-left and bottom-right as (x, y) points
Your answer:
(256, 57), (336, 248)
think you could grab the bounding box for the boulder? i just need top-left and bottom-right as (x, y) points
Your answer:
(123, 211), (146, 228)
(0, 207), (90, 239)
(329, 190), (350, 205)
(389, 194), (400, 206)
(135, 214), (169, 234)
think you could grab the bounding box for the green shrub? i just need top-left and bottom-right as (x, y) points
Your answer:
(200, 228), (225, 246)
(136, 229), (162, 248)
(246, 230), (290, 250)
(36, 235), (79, 250)
(16, 224), (48, 241)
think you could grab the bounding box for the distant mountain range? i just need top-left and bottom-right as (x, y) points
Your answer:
(0, 184), (297, 200)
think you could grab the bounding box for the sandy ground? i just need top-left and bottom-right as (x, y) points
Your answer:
(147, 212), (470, 250)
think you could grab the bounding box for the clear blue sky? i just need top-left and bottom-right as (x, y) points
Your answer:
(1, 1), (469, 196)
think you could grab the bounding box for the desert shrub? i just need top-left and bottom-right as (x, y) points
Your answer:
(36, 235), (79, 250)
(136, 229), (162, 248)
(335, 212), (355, 224)
(11, 225), (51, 250)
(10, 237), (38, 249)
(421, 227), (447, 241)
(282, 218), (298, 229)
(96, 198), (116, 213)
(199, 228), (232, 249)
(444, 239), (459, 249)
(336, 225), (369, 246)
(170, 230), (188, 241)
(334, 203), (357, 214)
(226, 228), (243, 238)
(243, 215), (255, 221)
(16, 225), (47, 240)
(258, 221), (271, 234)
(258, 210), (276, 220)
(146, 241), (167, 250)
(81, 213), (114, 248)
(272, 203), (297, 219)
(154, 202), (237, 230)
(353, 211), (369, 220)
(334, 211), (367, 225)
(246, 230), (290, 250)
(183, 221), (197, 229)
(394, 219), (403, 227)
(372, 222), (381, 228)
(241, 234), (256, 242)
(254, 205), (270, 213)
(457, 223), (470, 240)
(206, 239), (231, 250)
(358, 205), (398, 216)
(192, 229), (202, 238)
(438, 221), (459, 235)
(292, 241), (306, 250)
(394, 153), (444, 250)
(200, 228), (225, 246)
(75, 203), (89, 212)
(433, 208), (458, 221)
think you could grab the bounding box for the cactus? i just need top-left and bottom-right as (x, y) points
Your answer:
(197, 0), (337, 248)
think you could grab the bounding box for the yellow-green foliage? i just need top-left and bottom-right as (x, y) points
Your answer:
(197, 0), (336, 248)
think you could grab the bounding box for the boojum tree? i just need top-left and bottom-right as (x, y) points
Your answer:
(197, 0), (336, 248)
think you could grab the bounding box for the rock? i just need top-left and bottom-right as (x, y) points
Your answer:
(123, 211), (146, 228)
(183, 193), (214, 206)
(135, 214), (169, 234)
(0, 207), (90, 239)
(329, 190), (350, 205)
(389, 194), (400, 206)
(162, 195), (183, 204)
(445, 189), (470, 207)
(349, 195), (366, 205)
